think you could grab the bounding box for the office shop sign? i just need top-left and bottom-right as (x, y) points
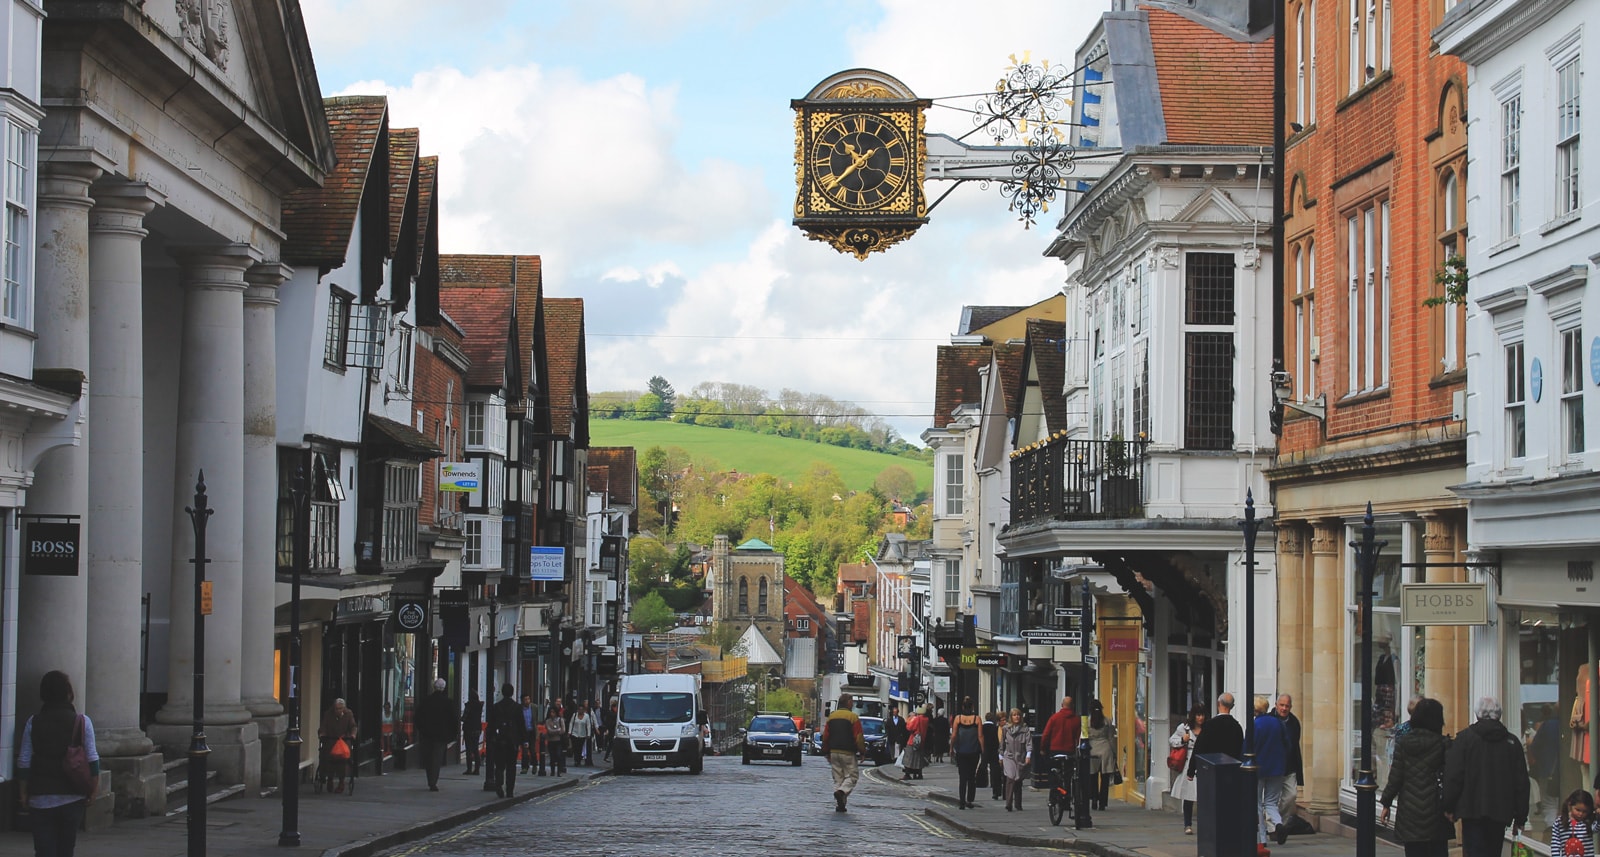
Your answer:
(23, 519), (81, 576)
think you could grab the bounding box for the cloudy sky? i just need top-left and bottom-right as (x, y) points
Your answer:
(301, 0), (1098, 443)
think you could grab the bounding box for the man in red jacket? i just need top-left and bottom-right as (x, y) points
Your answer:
(1041, 696), (1081, 756)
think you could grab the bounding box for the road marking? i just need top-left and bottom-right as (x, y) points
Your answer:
(906, 812), (955, 838)
(388, 816), (498, 856)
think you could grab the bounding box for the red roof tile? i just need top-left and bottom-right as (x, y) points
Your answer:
(1145, 6), (1274, 145)
(994, 343), (1026, 413)
(438, 286), (511, 388)
(1024, 320), (1069, 433)
(282, 95), (389, 268)
(439, 255), (543, 393)
(544, 297), (587, 443)
(933, 345), (991, 430)
(387, 127), (419, 257)
(587, 447), (637, 507)
(415, 156), (438, 257)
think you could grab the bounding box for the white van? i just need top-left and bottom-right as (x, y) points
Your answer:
(611, 673), (705, 774)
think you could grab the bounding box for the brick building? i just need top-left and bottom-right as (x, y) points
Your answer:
(1268, 0), (1471, 827)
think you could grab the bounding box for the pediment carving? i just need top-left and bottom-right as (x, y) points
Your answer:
(177, 0), (230, 70)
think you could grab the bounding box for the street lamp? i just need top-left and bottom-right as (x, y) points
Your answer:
(1351, 503), (1386, 857)
(1240, 489), (1263, 773)
(184, 473), (213, 857)
(278, 467), (308, 847)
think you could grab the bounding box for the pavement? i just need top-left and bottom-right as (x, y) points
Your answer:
(0, 758), (612, 857)
(862, 757), (1408, 857)
(0, 750), (1409, 857)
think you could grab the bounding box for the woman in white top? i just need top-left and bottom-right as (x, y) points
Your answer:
(1169, 704), (1207, 834)
(568, 703), (596, 766)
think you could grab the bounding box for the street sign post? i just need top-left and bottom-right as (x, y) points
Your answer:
(1022, 629), (1081, 647)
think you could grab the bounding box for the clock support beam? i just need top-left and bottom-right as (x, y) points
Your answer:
(924, 133), (1120, 185)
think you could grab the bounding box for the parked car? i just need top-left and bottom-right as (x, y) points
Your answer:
(807, 715), (894, 765)
(741, 714), (802, 766)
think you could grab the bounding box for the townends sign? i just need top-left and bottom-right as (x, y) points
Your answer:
(1401, 582), (1489, 626)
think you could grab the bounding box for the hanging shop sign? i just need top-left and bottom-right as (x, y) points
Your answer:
(974, 652), (1007, 670)
(1101, 625), (1142, 663)
(394, 597), (429, 633)
(529, 546), (565, 582)
(22, 519), (81, 576)
(1022, 628), (1081, 647)
(520, 637), (552, 659)
(438, 461), (481, 493)
(1401, 583), (1489, 626)
(337, 593), (390, 623)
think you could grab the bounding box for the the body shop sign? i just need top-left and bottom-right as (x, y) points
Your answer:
(24, 521), (81, 576)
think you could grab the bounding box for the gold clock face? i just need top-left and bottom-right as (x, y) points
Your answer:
(810, 113), (911, 211)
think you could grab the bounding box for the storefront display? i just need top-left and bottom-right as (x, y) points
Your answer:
(1505, 608), (1597, 847)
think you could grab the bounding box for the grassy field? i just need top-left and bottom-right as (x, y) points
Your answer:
(588, 420), (932, 496)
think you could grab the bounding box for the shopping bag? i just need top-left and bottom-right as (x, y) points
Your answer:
(330, 737), (352, 760)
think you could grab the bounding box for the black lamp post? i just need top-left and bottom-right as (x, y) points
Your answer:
(279, 467), (308, 846)
(482, 592), (499, 792)
(1351, 502), (1386, 857)
(1240, 489), (1263, 773)
(185, 473), (213, 857)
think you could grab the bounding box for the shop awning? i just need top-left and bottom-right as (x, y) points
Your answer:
(364, 414), (444, 460)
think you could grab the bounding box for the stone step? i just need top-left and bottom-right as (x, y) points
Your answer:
(164, 766), (218, 799)
(163, 783), (246, 817)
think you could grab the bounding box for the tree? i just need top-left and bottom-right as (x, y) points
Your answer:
(630, 392), (667, 420)
(647, 375), (676, 413)
(631, 591), (677, 633)
(873, 465), (918, 503)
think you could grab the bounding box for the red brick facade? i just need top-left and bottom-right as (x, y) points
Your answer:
(414, 316), (468, 530)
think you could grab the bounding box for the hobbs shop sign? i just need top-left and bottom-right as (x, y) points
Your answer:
(23, 521), (82, 576)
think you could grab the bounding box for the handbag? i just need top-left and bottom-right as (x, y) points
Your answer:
(1167, 744), (1188, 773)
(330, 736), (352, 760)
(63, 715), (95, 795)
(1112, 770), (1124, 785)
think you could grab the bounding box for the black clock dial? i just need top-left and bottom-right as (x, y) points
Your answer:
(812, 113), (910, 211)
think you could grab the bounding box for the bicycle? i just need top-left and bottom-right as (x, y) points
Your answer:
(1048, 753), (1073, 826)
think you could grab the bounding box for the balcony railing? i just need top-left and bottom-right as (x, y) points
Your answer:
(1010, 436), (1150, 526)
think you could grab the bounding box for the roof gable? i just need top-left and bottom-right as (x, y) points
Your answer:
(413, 156), (441, 324)
(588, 447), (638, 507)
(544, 297), (588, 445)
(282, 95), (389, 272)
(439, 255), (543, 395)
(1144, 6), (1273, 145)
(1021, 319), (1069, 434)
(438, 286), (511, 388)
(933, 345), (991, 429)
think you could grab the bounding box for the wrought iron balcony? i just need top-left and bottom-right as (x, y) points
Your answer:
(1010, 436), (1150, 525)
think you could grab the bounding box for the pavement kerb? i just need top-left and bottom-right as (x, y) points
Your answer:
(322, 769), (612, 857)
(866, 766), (1142, 857)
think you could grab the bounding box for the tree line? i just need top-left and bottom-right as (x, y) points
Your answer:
(593, 377), (930, 461)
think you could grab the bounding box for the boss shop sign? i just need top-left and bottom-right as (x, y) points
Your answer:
(1400, 583), (1489, 626)
(24, 521), (81, 576)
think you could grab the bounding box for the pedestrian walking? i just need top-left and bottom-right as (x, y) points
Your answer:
(318, 697), (358, 794)
(886, 704), (908, 760)
(1550, 789), (1597, 857)
(601, 698), (619, 763)
(544, 703), (568, 775)
(519, 695), (537, 773)
(461, 692), (483, 775)
(17, 671), (97, 857)
(1380, 697), (1456, 857)
(1086, 699), (1120, 811)
(486, 683), (525, 798)
(900, 705), (929, 780)
(824, 692), (866, 812)
(929, 705), (950, 763)
(417, 678), (458, 791)
(1001, 708), (1033, 811)
(951, 697), (984, 809)
(569, 702), (596, 766)
(1170, 704), (1206, 835)
(1276, 694), (1304, 822)
(982, 710), (1004, 801)
(1443, 696), (1530, 857)
(1251, 695), (1291, 847)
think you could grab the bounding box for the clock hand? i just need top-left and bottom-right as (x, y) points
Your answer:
(826, 147), (880, 191)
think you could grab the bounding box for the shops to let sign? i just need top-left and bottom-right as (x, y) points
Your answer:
(200, 581), (213, 616)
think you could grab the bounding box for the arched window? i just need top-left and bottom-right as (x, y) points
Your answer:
(738, 577), (749, 614)
(1437, 166), (1466, 373)
(758, 578), (769, 614)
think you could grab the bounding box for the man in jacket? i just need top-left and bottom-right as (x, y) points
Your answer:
(486, 683), (527, 798)
(885, 704), (908, 760)
(982, 710), (1003, 800)
(1040, 696), (1082, 757)
(519, 695), (538, 773)
(1187, 693), (1243, 777)
(1442, 696), (1529, 857)
(1251, 696), (1291, 846)
(417, 679), (458, 791)
(1275, 694), (1304, 824)
(824, 693), (866, 812)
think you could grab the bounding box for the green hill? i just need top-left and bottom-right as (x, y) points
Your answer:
(588, 420), (932, 497)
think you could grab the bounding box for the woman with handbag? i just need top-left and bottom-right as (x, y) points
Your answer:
(950, 697), (985, 809)
(1001, 708), (1033, 811)
(1170, 704), (1207, 834)
(1086, 699), (1120, 811)
(901, 705), (929, 780)
(18, 671), (98, 857)
(1379, 698), (1455, 857)
(319, 697), (358, 794)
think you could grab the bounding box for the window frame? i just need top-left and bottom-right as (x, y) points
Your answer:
(391, 321), (414, 392)
(1290, 237), (1318, 401)
(1505, 340), (1527, 461)
(943, 558), (960, 622)
(940, 451), (964, 517)
(1344, 198), (1391, 395)
(1436, 165), (1467, 374)
(1183, 252), (1237, 451)
(2, 118), (35, 328)
(1555, 57), (1582, 218)
(1500, 93), (1522, 240)
(1561, 325), (1585, 458)
(324, 287), (354, 369)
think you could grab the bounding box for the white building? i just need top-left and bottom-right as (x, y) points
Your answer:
(1438, 0), (1599, 846)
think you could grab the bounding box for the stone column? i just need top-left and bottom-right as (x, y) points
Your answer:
(243, 261), (290, 787)
(1306, 519), (1343, 816)
(148, 244), (262, 791)
(1421, 513), (1463, 732)
(1276, 524), (1306, 707)
(86, 182), (167, 817)
(21, 155), (105, 826)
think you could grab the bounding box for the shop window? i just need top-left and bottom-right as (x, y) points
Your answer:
(1505, 608), (1595, 847)
(1346, 519), (1415, 792)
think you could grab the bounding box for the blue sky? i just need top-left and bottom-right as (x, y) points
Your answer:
(301, 0), (1098, 444)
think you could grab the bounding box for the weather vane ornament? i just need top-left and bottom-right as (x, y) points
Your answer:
(972, 52), (1077, 229)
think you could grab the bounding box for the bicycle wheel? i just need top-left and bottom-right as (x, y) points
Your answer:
(1048, 790), (1065, 826)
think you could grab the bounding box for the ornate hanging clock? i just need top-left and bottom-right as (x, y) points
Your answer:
(793, 69), (929, 260)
